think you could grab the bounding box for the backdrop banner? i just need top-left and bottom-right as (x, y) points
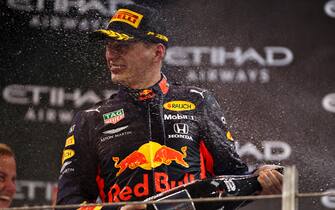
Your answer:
(1, 0), (334, 209)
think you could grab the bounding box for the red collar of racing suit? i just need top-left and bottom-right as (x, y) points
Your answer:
(119, 74), (169, 101)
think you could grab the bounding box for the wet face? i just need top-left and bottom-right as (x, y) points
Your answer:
(105, 40), (158, 88)
(0, 155), (16, 208)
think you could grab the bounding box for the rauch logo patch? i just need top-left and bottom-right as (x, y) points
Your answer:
(163, 101), (196, 111)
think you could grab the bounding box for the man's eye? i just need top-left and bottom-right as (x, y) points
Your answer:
(0, 175), (5, 182)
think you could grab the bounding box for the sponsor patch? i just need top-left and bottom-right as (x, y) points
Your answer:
(103, 125), (128, 135)
(68, 124), (76, 134)
(190, 89), (206, 98)
(173, 123), (189, 134)
(168, 134), (194, 141)
(103, 109), (125, 124)
(60, 161), (72, 174)
(62, 149), (75, 164)
(163, 101), (196, 111)
(112, 141), (189, 176)
(110, 9), (143, 28)
(138, 89), (155, 101)
(109, 172), (195, 202)
(164, 114), (197, 121)
(226, 131), (234, 141)
(100, 131), (132, 142)
(65, 135), (75, 147)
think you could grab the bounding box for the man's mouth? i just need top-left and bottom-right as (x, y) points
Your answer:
(109, 63), (126, 73)
(0, 195), (11, 201)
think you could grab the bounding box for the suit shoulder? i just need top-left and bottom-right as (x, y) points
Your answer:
(81, 91), (119, 114)
(173, 84), (211, 98)
(171, 83), (207, 92)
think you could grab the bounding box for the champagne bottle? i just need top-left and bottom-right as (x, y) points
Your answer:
(145, 174), (263, 210)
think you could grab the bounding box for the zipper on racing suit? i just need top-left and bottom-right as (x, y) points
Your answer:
(146, 93), (167, 195)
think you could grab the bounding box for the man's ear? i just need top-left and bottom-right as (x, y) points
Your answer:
(154, 43), (166, 62)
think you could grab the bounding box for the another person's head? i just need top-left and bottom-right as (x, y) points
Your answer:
(90, 4), (168, 89)
(0, 144), (16, 208)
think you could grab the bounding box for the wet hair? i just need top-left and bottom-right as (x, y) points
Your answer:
(0, 143), (15, 158)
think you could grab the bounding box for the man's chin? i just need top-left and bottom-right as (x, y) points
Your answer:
(111, 75), (129, 86)
(0, 199), (12, 208)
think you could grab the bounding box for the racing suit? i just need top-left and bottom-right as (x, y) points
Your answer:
(56, 75), (249, 208)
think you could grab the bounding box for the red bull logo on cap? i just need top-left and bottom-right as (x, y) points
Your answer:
(112, 141), (189, 176)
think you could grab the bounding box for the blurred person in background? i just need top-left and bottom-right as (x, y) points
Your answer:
(0, 143), (17, 208)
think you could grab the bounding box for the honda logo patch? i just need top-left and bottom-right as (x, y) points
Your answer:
(173, 123), (189, 134)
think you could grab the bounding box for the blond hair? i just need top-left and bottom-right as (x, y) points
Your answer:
(0, 143), (15, 157)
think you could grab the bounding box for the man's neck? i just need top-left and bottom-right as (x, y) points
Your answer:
(128, 68), (162, 89)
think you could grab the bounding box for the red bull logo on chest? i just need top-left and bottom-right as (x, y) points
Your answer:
(112, 141), (189, 176)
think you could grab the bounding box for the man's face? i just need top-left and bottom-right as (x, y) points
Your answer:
(0, 155), (16, 208)
(105, 40), (157, 87)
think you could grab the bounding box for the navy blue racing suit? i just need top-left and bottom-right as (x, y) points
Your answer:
(56, 75), (249, 208)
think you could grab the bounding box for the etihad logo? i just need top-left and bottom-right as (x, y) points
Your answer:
(325, 0), (335, 18)
(110, 9), (143, 28)
(163, 101), (196, 111)
(103, 109), (125, 124)
(165, 46), (294, 83)
(65, 135), (75, 147)
(6, 0), (133, 31)
(165, 46), (293, 67)
(321, 188), (335, 208)
(322, 93), (335, 113)
(2, 84), (117, 125)
(112, 141), (189, 176)
(235, 141), (292, 161)
(62, 149), (75, 164)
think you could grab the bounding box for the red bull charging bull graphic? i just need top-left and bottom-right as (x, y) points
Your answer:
(113, 141), (189, 176)
(109, 141), (193, 202)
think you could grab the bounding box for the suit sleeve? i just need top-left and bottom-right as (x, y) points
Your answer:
(200, 91), (249, 175)
(56, 111), (99, 206)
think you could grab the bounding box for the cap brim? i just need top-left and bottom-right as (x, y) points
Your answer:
(89, 29), (135, 42)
